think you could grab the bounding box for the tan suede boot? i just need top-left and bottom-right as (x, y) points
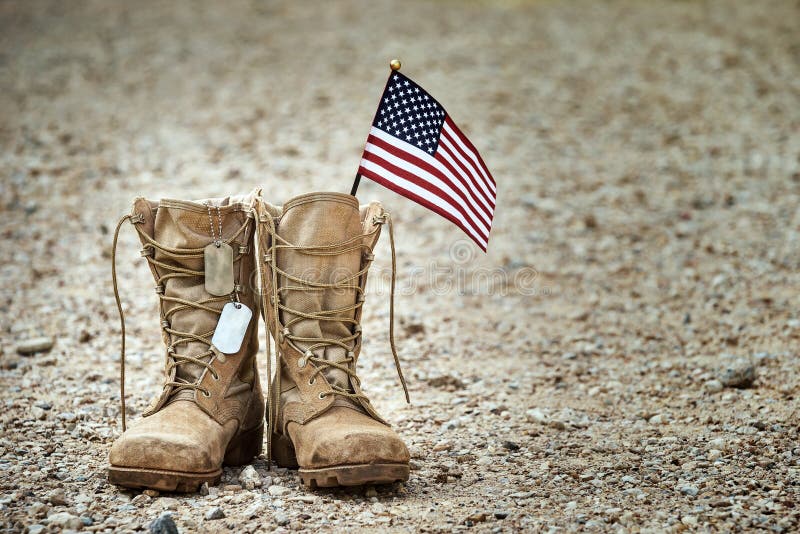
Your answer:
(108, 194), (265, 492)
(254, 192), (410, 488)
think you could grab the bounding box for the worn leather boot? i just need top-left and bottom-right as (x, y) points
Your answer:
(255, 192), (410, 488)
(108, 194), (265, 492)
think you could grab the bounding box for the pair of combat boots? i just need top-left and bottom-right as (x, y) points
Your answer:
(107, 191), (410, 491)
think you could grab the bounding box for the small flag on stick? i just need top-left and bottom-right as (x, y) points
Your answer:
(355, 62), (496, 251)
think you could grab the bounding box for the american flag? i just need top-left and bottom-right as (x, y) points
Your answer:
(357, 71), (495, 251)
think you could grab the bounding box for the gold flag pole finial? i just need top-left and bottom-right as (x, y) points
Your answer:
(390, 59), (402, 71)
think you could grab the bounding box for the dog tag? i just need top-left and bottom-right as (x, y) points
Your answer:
(204, 242), (234, 296)
(211, 302), (252, 354)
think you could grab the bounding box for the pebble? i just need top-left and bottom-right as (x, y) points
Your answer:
(205, 506), (226, 520)
(132, 494), (152, 506)
(526, 408), (549, 424)
(275, 512), (290, 526)
(679, 485), (699, 496)
(15, 336), (54, 355)
(47, 511), (82, 529)
(704, 379), (723, 393)
(157, 497), (180, 511)
(432, 440), (452, 452)
(720, 360), (756, 388)
(238, 465), (262, 490)
(47, 488), (69, 506)
(243, 501), (264, 519)
(648, 414), (668, 425)
(29, 502), (49, 517)
(268, 485), (291, 497)
(708, 449), (723, 461)
(27, 526), (45, 534)
(149, 512), (179, 534)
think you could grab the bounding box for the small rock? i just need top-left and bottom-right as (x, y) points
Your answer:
(466, 512), (487, 523)
(149, 512), (179, 534)
(494, 511), (510, 519)
(47, 488), (69, 506)
(78, 330), (93, 343)
(432, 440), (452, 452)
(15, 337), (54, 355)
(199, 483), (209, 496)
(442, 418), (461, 430)
(157, 497), (179, 511)
(132, 494), (152, 506)
(648, 414), (668, 425)
(47, 511), (82, 530)
(549, 420), (567, 430)
(502, 441), (521, 451)
(268, 485), (291, 497)
(704, 379), (723, 393)
(275, 512), (290, 526)
(143, 489), (160, 498)
(28, 526), (46, 534)
(364, 487), (378, 498)
(708, 449), (723, 461)
(680, 485), (699, 496)
(205, 507), (225, 520)
(29, 502), (49, 518)
(238, 465), (262, 490)
(526, 408), (549, 424)
(720, 359), (756, 388)
(244, 501), (264, 519)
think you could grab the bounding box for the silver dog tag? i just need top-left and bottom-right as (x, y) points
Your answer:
(204, 242), (234, 296)
(211, 302), (252, 354)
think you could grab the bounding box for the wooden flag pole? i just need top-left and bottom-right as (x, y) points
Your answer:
(350, 59), (403, 197)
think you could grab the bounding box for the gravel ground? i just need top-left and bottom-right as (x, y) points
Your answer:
(2, 0), (800, 532)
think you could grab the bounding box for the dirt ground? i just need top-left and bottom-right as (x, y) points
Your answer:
(1, 0), (799, 532)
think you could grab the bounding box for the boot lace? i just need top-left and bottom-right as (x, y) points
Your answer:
(254, 201), (409, 462)
(111, 212), (251, 431)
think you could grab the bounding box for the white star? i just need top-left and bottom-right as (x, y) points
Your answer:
(406, 135), (412, 141)
(404, 80), (410, 86)
(428, 147), (434, 153)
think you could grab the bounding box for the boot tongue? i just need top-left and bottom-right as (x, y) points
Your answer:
(151, 198), (239, 395)
(276, 193), (363, 395)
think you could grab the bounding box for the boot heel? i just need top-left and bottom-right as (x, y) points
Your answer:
(224, 423), (264, 466)
(271, 433), (299, 468)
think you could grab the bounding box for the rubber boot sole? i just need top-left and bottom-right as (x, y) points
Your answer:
(299, 463), (409, 488)
(108, 423), (263, 493)
(272, 432), (409, 488)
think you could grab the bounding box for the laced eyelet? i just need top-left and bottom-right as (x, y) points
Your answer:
(297, 358), (306, 369)
(318, 392), (327, 400)
(202, 390), (211, 398)
(211, 372), (219, 381)
(308, 378), (315, 385)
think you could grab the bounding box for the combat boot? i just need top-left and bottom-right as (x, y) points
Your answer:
(108, 194), (264, 492)
(254, 192), (410, 488)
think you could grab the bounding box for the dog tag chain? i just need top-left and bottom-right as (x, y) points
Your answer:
(204, 204), (235, 296)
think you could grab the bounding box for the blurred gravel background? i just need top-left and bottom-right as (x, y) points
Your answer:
(1, 0), (799, 532)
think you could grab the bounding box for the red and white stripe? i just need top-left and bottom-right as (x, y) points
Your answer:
(358, 117), (495, 251)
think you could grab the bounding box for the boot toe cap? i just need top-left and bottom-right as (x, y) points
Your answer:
(110, 430), (217, 473)
(292, 409), (410, 469)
